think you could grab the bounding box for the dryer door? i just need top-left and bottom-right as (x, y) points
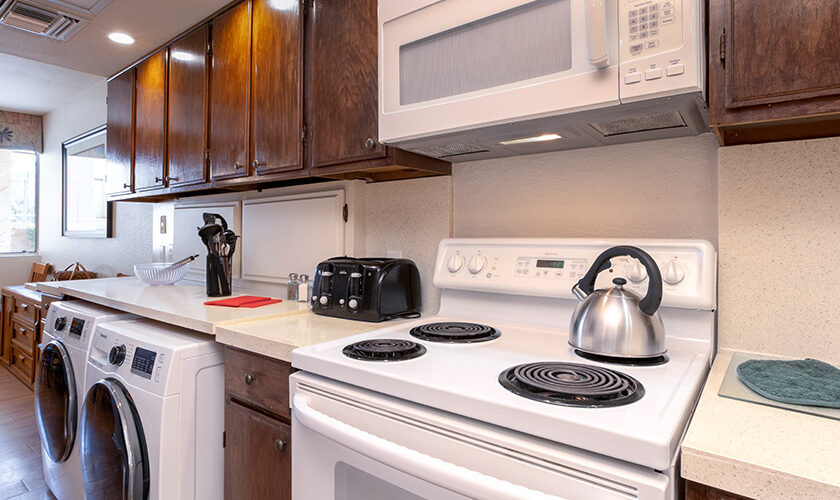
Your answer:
(80, 378), (150, 500)
(34, 340), (77, 462)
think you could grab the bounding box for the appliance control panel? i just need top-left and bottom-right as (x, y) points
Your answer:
(46, 306), (95, 346)
(434, 239), (716, 310)
(89, 327), (173, 396)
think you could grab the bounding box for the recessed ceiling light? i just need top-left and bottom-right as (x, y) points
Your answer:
(171, 51), (196, 62)
(108, 32), (134, 45)
(498, 133), (563, 146)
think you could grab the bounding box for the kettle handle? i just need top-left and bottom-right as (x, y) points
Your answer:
(575, 246), (663, 315)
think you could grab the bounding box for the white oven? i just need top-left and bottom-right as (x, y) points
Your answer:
(291, 373), (675, 500)
(378, 0), (706, 160)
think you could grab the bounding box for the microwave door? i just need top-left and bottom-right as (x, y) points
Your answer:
(378, 0), (620, 144)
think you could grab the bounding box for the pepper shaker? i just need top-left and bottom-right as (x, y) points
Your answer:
(287, 273), (299, 301)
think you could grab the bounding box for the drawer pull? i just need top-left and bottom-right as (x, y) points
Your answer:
(21, 304), (28, 310)
(244, 373), (256, 385)
(274, 439), (286, 453)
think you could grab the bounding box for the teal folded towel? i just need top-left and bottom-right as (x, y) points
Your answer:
(737, 358), (840, 409)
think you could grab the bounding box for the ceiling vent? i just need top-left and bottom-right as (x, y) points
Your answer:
(0, 0), (90, 41)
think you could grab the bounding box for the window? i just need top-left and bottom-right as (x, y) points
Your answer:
(0, 149), (37, 253)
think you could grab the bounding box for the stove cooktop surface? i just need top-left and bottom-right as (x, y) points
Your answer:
(293, 314), (712, 470)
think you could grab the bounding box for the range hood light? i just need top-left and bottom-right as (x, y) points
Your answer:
(499, 133), (562, 145)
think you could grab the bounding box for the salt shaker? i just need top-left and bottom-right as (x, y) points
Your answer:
(287, 273), (299, 301)
(297, 274), (311, 302)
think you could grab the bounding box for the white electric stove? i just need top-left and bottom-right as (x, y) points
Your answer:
(291, 238), (716, 500)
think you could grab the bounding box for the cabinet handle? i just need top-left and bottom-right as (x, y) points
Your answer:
(252, 160), (266, 169)
(274, 439), (286, 453)
(364, 138), (376, 150)
(234, 162), (244, 170)
(20, 304), (27, 310)
(123, 183), (131, 189)
(244, 373), (256, 385)
(166, 176), (179, 182)
(155, 176), (164, 183)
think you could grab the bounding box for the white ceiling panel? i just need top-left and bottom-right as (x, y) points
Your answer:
(0, 52), (103, 114)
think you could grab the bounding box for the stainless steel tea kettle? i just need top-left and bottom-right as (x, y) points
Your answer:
(569, 246), (665, 358)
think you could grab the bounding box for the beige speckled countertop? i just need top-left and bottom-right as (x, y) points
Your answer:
(681, 349), (840, 499)
(215, 312), (388, 361)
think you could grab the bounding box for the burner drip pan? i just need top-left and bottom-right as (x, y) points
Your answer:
(574, 349), (669, 366)
(499, 362), (644, 408)
(343, 339), (426, 362)
(410, 322), (500, 343)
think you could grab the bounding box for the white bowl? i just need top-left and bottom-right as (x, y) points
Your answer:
(134, 262), (191, 286)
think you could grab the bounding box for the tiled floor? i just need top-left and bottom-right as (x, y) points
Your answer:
(0, 368), (55, 500)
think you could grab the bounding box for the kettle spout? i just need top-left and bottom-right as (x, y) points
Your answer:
(572, 284), (588, 301)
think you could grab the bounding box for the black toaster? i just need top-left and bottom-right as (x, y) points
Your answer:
(311, 257), (422, 322)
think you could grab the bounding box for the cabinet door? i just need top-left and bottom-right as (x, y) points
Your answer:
(105, 70), (134, 196)
(210, 1), (251, 180)
(308, 0), (385, 169)
(0, 293), (13, 365)
(168, 26), (209, 188)
(250, 0), (303, 175)
(134, 50), (168, 192)
(224, 401), (291, 500)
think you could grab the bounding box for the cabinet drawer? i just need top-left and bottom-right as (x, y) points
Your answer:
(14, 299), (38, 324)
(225, 347), (291, 418)
(10, 318), (36, 357)
(9, 346), (35, 384)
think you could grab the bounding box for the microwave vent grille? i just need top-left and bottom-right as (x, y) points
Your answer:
(589, 111), (687, 137)
(410, 142), (489, 158)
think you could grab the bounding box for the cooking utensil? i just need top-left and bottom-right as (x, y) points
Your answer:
(164, 254), (199, 271)
(569, 246), (665, 358)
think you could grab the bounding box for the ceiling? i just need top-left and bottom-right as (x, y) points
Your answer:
(0, 53), (103, 114)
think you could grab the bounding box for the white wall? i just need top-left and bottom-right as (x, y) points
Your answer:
(39, 80), (154, 277)
(0, 255), (41, 288)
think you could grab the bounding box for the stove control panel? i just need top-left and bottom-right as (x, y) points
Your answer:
(434, 239), (716, 310)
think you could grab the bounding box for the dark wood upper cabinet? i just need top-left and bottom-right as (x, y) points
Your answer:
(250, 0), (303, 176)
(167, 26), (209, 188)
(133, 50), (168, 192)
(210, 1), (252, 181)
(307, 0), (385, 168)
(710, 0), (840, 145)
(105, 69), (134, 196)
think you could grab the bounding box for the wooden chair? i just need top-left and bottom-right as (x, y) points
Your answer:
(28, 262), (53, 283)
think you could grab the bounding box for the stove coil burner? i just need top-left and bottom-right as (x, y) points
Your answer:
(342, 339), (426, 362)
(409, 322), (501, 343)
(574, 349), (668, 366)
(499, 362), (644, 408)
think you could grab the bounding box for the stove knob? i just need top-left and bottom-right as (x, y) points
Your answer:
(318, 295), (329, 306)
(109, 345), (126, 366)
(348, 298), (359, 310)
(468, 254), (487, 274)
(54, 316), (67, 331)
(446, 254), (465, 273)
(626, 260), (648, 283)
(662, 260), (686, 285)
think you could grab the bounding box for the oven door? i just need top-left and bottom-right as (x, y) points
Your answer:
(291, 372), (672, 500)
(379, 0), (620, 144)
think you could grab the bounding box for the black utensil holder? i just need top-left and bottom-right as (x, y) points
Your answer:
(206, 255), (232, 297)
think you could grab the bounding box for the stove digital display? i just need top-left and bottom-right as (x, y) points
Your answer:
(131, 347), (157, 379)
(536, 259), (564, 269)
(68, 318), (85, 338)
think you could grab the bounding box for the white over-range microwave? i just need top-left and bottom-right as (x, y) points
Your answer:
(378, 0), (707, 160)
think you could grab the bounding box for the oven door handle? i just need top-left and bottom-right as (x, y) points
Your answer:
(585, 0), (609, 68)
(292, 395), (563, 500)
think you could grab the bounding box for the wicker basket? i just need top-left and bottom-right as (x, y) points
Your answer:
(54, 262), (97, 281)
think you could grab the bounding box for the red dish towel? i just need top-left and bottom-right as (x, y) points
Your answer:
(204, 295), (283, 308)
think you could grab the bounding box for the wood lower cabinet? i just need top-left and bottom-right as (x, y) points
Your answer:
(134, 50), (168, 192)
(251, 0), (304, 176)
(0, 291), (13, 365)
(0, 286), (42, 388)
(710, 0), (840, 145)
(105, 70), (135, 196)
(167, 25), (209, 188)
(210, 0), (252, 181)
(685, 480), (756, 500)
(224, 347), (292, 499)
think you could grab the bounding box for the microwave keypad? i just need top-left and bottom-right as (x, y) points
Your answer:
(627, 0), (676, 55)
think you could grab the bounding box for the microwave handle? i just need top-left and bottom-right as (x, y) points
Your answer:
(292, 395), (563, 500)
(585, 0), (609, 68)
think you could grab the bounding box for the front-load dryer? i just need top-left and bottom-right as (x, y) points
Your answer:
(35, 300), (135, 500)
(80, 318), (224, 500)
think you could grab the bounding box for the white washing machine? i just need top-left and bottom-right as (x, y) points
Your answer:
(35, 301), (136, 500)
(80, 318), (225, 500)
